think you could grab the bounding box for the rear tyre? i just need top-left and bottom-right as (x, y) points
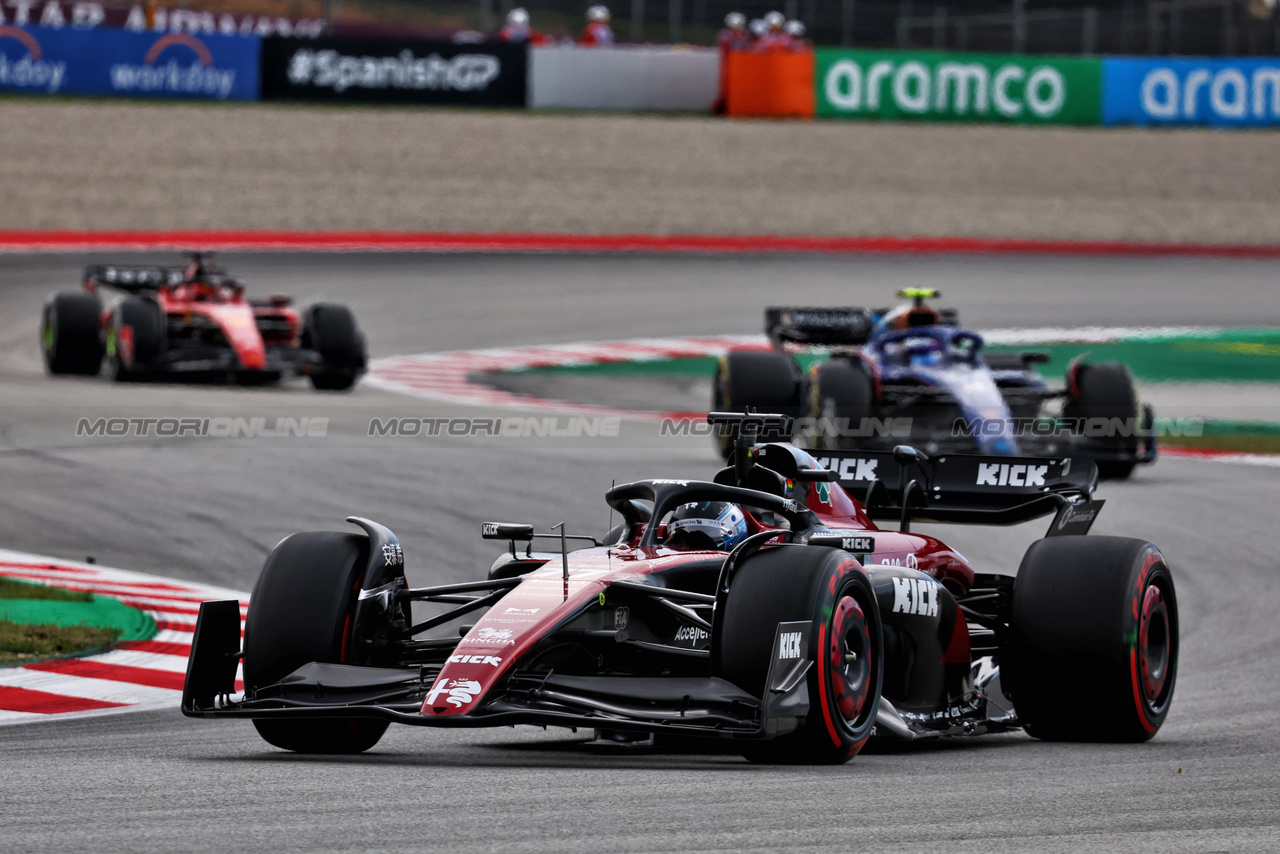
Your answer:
(715, 545), (882, 764)
(1004, 536), (1178, 742)
(41, 292), (104, 376)
(243, 531), (392, 754)
(806, 359), (874, 451)
(711, 350), (802, 460)
(109, 297), (165, 382)
(305, 303), (366, 391)
(1065, 363), (1140, 479)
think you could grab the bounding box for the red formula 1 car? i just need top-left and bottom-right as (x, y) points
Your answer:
(183, 413), (1178, 763)
(40, 253), (366, 390)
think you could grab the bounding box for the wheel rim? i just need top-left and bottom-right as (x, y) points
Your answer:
(828, 594), (872, 727)
(1138, 584), (1171, 707)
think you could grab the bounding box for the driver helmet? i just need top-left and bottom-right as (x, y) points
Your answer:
(587, 5), (611, 22)
(725, 11), (746, 29)
(887, 305), (942, 329)
(764, 10), (785, 31)
(507, 7), (529, 26)
(667, 502), (748, 551)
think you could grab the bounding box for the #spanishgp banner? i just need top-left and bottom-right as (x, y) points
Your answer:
(261, 37), (527, 106)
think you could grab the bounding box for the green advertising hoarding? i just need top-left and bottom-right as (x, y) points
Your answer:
(816, 49), (1102, 125)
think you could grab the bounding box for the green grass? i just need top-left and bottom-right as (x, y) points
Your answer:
(0, 577), (93, 603)
(0, 620), (120, 665)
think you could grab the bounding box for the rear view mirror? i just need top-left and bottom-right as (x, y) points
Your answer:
(481, 522), (534, 541)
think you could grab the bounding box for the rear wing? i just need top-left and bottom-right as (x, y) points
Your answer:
(806, 448), (1100, 533)
(765, 307), (874, 347)
(84, 264), (182, 292)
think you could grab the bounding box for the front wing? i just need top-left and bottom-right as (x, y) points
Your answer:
(182, 601), (811, 741)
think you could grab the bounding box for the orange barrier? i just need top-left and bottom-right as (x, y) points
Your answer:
(724, 50), (815, 119)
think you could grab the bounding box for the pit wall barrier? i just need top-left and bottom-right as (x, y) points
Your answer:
(0, 24), (259, 100)
(528, 44), (717, 111)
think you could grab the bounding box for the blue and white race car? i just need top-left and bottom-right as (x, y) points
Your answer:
(712, 290), (1155, 479)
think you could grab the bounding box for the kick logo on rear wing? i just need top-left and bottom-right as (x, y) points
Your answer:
(810, 449), (1099, 529)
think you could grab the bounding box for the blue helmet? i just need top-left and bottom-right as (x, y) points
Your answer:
(667, 502), (748, 552)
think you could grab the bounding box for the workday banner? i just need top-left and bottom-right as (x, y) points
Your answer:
(0, 24), (258, 100)
(1102, 57), (1280, 127)
(815, 49), (1102, 125)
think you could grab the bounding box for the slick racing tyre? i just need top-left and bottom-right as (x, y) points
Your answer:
(806, 359), (874, 451)
(1065, 362), (1140, 479)
(109, 297), (164, 382)
(715, 545), (882, 764)
(304, 303), (366, 391)
(711, 350), (801, 460)
(1003, 536), (1178, 743)
(41, 292), (104, 376)
(243, 532), (397, 754)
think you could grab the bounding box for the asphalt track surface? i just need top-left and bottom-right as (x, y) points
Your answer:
(1, 252), (1278, 853)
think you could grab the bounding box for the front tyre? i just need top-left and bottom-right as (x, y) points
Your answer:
(304, 303), (366, 391)
(715, 545), (882, 764)
(1065, 362), (1140, 479)
(1004, 536), (1178, 742)
(109, 297), (164, 382)
(242, 531), (393, 754)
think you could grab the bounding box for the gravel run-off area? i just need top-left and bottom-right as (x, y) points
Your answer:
(3, 100), (1280, 244)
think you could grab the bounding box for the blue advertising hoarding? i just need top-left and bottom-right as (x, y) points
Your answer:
(1103, 57), (1280, 127)
(0, 25), (259, 100)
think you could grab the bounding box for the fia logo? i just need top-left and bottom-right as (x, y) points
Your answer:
(614, 606), (629, 631)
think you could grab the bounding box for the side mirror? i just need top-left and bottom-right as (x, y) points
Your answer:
(892, 445), (929, 466)
(1021, 351), (1050, 365)
(481, 522), (534, 541)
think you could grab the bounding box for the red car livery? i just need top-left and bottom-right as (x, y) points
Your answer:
(40, 253), (366, 390)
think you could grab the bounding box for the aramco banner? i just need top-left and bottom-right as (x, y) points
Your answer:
(1102, 57), (1280, 127)
(815, 49), (1102, 125)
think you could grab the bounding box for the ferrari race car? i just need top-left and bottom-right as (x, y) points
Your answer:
(183, 412), (1178, 763)
(712, 289), (1156, 478)
(40, 253), (367, 390)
